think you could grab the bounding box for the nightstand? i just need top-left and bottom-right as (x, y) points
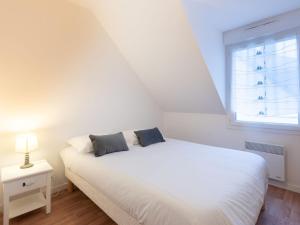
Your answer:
(1, 160), (53, 225)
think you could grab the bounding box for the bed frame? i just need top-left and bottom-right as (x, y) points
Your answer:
(66, 168), (266, 225)
(65, 168), (141, 225)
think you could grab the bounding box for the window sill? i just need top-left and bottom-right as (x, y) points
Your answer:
(226, 116), (300, 136)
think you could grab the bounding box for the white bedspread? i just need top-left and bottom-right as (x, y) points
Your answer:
(60, 139), (267, 225)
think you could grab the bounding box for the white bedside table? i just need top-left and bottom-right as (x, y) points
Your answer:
(1, 160), (53, 225)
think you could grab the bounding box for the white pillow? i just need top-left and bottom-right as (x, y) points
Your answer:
(67, 135), (93, 153)
(122, 130), (139, 147)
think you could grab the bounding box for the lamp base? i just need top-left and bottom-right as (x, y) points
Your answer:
(20, 152), (34, 169)
(20, 163), (34, 169)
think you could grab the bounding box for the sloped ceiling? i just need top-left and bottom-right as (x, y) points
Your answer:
(72, 0), (225, 114)
(182, 0), (226, 108)
(71, 0), (300, 114)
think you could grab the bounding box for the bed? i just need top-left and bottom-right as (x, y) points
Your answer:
(60, 138), (268, 225)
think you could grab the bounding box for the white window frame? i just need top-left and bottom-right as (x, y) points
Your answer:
(226, 27), (300, 132)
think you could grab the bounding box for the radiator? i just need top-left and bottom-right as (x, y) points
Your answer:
(245, 141), (285, 182)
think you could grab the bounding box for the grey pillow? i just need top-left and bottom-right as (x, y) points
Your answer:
(134, 128), (165, 147)
(89, 132), (129, 157)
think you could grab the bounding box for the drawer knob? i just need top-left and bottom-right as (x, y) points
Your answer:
(22, 182), (34, 187)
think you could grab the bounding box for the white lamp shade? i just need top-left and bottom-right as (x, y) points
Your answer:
(15, 133), (38, 153)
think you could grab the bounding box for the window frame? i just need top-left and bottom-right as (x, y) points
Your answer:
(226, 27), (300, 132)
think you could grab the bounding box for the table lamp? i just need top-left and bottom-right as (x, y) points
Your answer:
(15, 133), (38, 169)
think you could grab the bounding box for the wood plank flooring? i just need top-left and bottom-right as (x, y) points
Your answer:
(0, 185), (299, 225)
(257, 186), (300, 225)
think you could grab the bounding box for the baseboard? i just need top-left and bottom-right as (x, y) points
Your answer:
(52, 182), (68, 193)
(269, 180), (300, 194)
(0, 182), (68, 213)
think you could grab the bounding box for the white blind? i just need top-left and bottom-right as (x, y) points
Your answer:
(231, 35), (300, 125)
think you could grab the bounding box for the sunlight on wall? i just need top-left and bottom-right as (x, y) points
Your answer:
(0, 116), (42, 133)
(0, 0), (97, 134)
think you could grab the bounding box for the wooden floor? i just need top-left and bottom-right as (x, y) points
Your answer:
(1, 185), (299, 225)
(257, 186), (300, 225)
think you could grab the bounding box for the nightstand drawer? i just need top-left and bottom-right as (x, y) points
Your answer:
(4, 174), (47, 195)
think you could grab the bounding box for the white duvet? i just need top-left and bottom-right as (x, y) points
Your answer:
(60, 139), (267, 225)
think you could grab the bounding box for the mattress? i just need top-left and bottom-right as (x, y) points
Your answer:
(60, 139), (267, 225)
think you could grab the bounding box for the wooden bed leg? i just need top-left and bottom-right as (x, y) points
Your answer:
(67, 180), (74, 193)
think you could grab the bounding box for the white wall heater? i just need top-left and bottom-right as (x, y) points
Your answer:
(245, 141), (285, 182)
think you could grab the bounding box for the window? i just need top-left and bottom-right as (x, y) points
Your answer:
(229, 33), (300, 126)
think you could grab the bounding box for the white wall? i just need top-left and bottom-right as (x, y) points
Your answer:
(0, 0), (162, 206)
(164, 112), (300, 193)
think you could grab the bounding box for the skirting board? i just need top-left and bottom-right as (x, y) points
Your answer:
(269, 180), (300, 194)
(52, 182), (68, 193)
(0, 183), (67, 213)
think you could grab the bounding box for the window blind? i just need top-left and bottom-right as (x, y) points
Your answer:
(231, 36), (300, 125)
